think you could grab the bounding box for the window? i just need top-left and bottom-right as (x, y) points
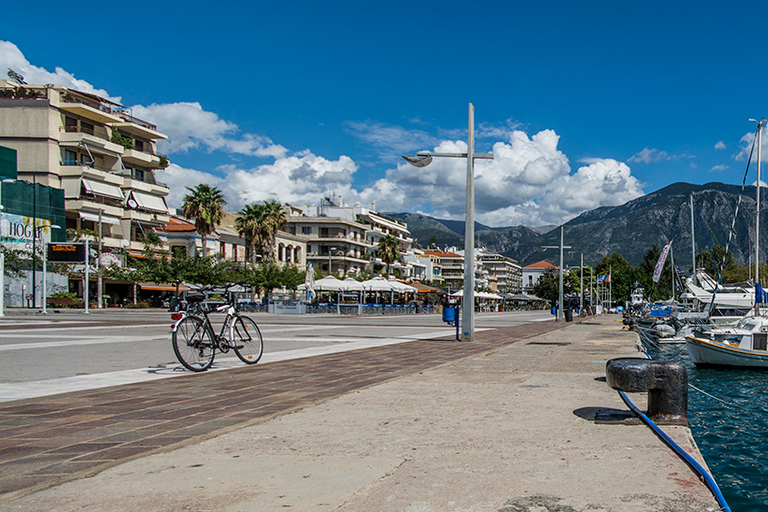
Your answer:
(220, 242), (226, 257)
(302, 226), (312, 234)
(63, 149), (78, 165)
(134, 169), (144, 181)
(134, 140), (144, 152)
(64, 117), (78, 133)
(80, 121), (94, 135)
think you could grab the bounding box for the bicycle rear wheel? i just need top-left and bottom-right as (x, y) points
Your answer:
(233, 315), (263, 364)
(172, 316), (215, 372)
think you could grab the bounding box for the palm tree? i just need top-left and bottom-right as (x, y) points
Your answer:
(259, 200), (286, 261)
(236, 203), (261, 263)
(377, 235), (401, 276)
(181, 184), (226, 257)
(236, 200), (287, 262)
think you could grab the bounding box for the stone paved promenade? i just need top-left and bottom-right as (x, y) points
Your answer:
(0, 316), (719, 511)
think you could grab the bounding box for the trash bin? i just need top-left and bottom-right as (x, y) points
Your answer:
(564, 309), (573, 322)
(442, 306), (456, 324)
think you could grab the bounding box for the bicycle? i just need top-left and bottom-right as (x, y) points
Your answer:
(170, 285), (263, 372)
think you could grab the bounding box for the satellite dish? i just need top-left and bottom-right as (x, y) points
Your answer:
(127, 198), (138, 208)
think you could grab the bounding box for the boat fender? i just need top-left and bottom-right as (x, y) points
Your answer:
(605, 358), (687, 426)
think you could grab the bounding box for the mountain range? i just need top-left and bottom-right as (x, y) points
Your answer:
(386, 182), (764, 268)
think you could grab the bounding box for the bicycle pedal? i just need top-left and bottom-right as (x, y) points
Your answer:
(232, 344), (244, 350)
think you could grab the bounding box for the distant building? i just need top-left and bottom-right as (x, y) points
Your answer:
(477, 250), (522, 294)
(423, 249), (464, 290)
(283, 197), (411, 275)
(522, 259), (558, 293)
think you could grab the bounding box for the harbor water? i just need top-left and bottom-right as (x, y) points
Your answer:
(642, 339), (768, 511)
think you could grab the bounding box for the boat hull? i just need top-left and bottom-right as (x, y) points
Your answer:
(686, 336), (768, 368)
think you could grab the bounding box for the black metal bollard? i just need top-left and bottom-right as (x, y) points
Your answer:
(605, 358), (688, 426)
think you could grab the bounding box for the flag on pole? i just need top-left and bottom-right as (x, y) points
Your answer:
(653, 242), (672, 283)
(604, 273), (611, 284)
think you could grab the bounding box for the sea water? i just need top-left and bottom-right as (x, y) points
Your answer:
(643, 341), (768, 511)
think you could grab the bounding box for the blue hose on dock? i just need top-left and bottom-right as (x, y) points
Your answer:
(617, 391), (731, 512)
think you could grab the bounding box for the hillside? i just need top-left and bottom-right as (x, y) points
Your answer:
(387, 182), (762, 267)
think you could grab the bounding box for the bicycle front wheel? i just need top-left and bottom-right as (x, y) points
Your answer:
(233, 315), (263, 364)
(172, 316), (215, 372)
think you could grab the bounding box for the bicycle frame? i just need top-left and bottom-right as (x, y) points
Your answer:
(171, 302), (240, 345)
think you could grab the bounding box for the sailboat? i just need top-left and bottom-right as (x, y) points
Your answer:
(686, 119), (768, 368)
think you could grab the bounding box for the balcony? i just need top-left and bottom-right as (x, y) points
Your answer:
(123, 209), (170, 226)
(59, 129), (125, 157)
(123, 178), (170, 198)
(59, 163), (124, 185)
(66, 199), (123, 219)
(59, 92), (123, 125)
(122, 148), (163, 168)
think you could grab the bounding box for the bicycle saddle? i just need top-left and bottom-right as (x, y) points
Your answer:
(186, 293), (206, 303)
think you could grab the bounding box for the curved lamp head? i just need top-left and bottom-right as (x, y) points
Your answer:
(401, 154), (433, 167)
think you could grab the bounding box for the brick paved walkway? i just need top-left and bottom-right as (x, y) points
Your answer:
(0, 321), (567, 502)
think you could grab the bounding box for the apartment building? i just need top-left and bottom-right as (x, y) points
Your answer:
(0, 80), (171, 259)
(477, 250), (522, 294)
(423, 249), (464, 290)
(283, 198), (411, 275)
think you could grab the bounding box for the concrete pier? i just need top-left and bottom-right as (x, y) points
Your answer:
(0, 315), (719, 511)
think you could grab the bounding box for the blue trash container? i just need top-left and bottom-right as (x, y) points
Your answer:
(442, 306), (456, 323)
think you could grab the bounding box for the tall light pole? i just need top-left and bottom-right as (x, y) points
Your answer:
(0, 178), (16, 316)
(542, 226), (571, 321)
(402, 104), (494, 341)
(579, 253), (584, 313)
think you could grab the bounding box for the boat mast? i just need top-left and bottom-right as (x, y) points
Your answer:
(756, 119), (765, 287)
(690, 194), (696, 285)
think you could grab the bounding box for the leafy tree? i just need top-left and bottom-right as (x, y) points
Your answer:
(280, 264), (306, 290)
(182, 184), (226, 257)
(695, 246), (735, 279)
(377, 235), (401, 275)
(532, 268), (573, 305)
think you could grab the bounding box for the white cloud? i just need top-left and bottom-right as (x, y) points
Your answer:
(159, 152), (358, 212)
(0, 41), (119, 102)
(132, 102), (287, 158)
(709, 164), (729, 173)
(715, 141), (726, 150)
(162, 127), (644, 227)
(628, 147), (669, 164)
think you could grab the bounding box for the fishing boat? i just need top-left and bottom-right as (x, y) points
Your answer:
(686, 311), (768, 367)
(686, 119), (768, 368)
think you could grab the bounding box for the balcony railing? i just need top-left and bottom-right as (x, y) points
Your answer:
(60, 160), (121, 175)
(116, 111), (158, 131)
(61, 91), (118, 116)
(60, 91), (158, 131)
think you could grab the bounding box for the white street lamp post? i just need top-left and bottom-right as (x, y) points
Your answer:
(542, 226), (571, 321)
(402, 104), (493, 341)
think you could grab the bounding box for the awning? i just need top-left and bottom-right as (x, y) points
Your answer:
(138, 282), (190, 292)
(79, 211), (121, 225)
(82, 178), (124, 200)
(129, 191), (169, 214)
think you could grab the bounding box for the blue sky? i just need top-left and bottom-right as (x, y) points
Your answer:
(2, 1), (767, 227)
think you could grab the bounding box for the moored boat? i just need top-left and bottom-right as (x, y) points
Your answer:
(686, 314), (768, 367)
